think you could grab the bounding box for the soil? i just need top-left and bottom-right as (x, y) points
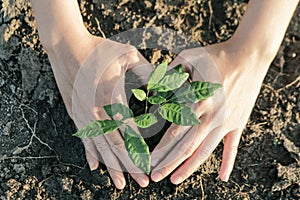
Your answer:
(0, 0), (300, 199)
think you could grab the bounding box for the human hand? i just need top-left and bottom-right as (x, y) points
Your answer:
(48, 36), (153, 189)
(150, 42), (272, 184)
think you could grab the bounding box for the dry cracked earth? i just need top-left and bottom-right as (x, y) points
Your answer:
(0, 0), (299, 199)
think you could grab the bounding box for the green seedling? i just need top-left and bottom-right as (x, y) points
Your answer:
(73, 61), (222, 174)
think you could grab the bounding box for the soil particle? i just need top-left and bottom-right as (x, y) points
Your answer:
(13, 164), (25, 174)
(272, 163), (300, 192)
(0, 0), (299, 199)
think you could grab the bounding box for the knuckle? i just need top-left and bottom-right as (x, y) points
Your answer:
(126, 165), (141, 174)
(95, 141), (109, 152)
(182, 142), (197, 157)
(159, 166), (172, 177)
(81, 138), (93, 145)
(110, 140), (125, 151)
(168, 126), (182, 141)
(180, 171), (192, 181)
(124, 45), (138, 57)
(197, 146), (211, 158)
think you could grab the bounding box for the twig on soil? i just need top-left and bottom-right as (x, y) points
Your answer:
(199, 175), (205, 200)
(59, 161), (85, 170)
(208, 1), (214, 31)
(128, 173), (133, 197)
(246, 163), (259, 167)
(262, 83), (279, 98)
(38, 175), (55, 188)
(277, 76), (300, 92)
(95, 18), (106, 38)
(281, 134), (300, 162)
(261, 83), (284, 110)
(0, 155), (58, 161)
(231, 180), (252, 199)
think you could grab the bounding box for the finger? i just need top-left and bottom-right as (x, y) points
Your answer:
(82, 138), (99, 170)
(151, 101), (208, 168)
(219, 129), (242, 182)
(83, 137), (126, 189)
(95, 53), (149, 187)
(170, 126), (223, 185)
(127, 51), (154, 85)
(151, 114), (214, 182)
(151, 124), (192, 167)
(92, 135), (126, 189)
(105, 130), (150, 188)
(168, 53), (193, 74)
(170, 48), (223, 83)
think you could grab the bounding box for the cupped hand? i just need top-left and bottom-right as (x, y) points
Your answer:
(150, 41), (271, 184)
(48, 35), (153, 189)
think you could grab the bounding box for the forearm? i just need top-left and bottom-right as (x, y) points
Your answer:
(31, 0), (106, 79)
(31, 0), (90, 49)
(230, 0), (299, 61)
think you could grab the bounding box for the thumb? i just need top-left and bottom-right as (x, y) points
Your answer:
(126, 50), (154, 85)
(168, 52), (194, 75)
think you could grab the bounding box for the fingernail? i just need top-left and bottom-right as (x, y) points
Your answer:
(88, 160), (97, 171)
(220, 173), (229, 182)
(115, 178), (124, 189)
(151, 158), (158, 167)
(224, 174), (230, 182)
(151, 172), (163, 182)
(138, 177), (149, 188)
(172, 175), (182, 185)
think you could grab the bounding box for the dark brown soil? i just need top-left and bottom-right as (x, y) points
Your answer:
(0, 0), (299, 199)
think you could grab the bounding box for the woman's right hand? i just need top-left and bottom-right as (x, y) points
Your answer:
(47, 35), (153, 189)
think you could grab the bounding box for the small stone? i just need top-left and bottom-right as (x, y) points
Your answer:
(13, 164), (25, 174)
(9, 84), (15, 94)
(23, 184), (30, 191)
(144, 1), (152, 8)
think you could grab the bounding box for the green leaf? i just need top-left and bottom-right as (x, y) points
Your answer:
(172, 81), (222, 103)
(124, 125), (151, 174)
(147, 95), (166, 104)
(132, 89), (147, 101)
(158, 103), (200, 126)
(174, 64), (184, 73)
(104, 103), (133, 120)
(156, 91), (174, 99)
(150, 72), (189, 92)
(165, 64), (183, 75)
(73, 120), (123, 138)
(147, 61), (168, 90)
(134, 113), (158, 128)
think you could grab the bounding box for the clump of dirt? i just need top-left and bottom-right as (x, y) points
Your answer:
(0, 0), (299, 199)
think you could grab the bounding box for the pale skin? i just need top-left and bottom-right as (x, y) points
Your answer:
(31, 0), (299, 189)
(31, 0), (154, 189)
(151, 0), (299, 184)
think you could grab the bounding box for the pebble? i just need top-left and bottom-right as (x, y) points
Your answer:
(13, 164), (25, 174)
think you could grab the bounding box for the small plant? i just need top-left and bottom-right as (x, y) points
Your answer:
(73, 62), (222, 174)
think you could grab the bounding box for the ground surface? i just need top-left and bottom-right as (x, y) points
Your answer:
(0, 0), (300, 199)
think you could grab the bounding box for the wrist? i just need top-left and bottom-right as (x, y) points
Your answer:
(32, 0), (92, 52)
(46, 34), (105, 76)
(227, 0), (298, 65)
(205, 41), (271, 84)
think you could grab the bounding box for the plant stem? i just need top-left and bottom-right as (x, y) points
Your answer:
(145, 90), (150, 114)
(152, 106), (159, 115)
